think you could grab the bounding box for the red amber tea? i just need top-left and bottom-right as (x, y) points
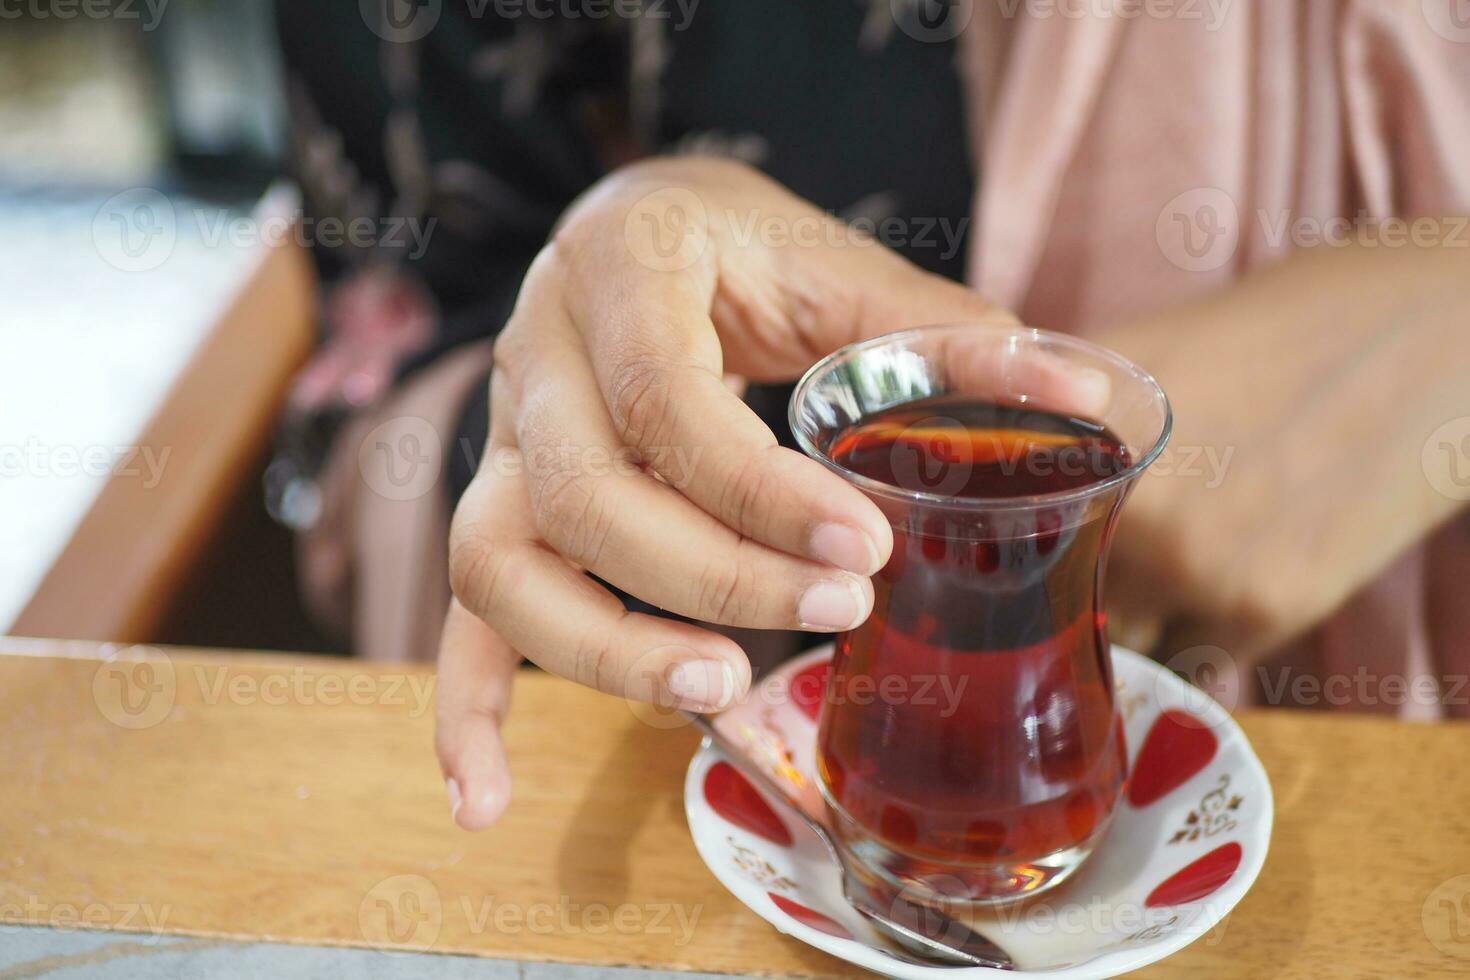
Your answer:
(816, 396), (1133, 899)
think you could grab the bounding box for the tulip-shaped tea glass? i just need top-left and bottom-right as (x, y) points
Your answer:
(789, 323), (1171, 909)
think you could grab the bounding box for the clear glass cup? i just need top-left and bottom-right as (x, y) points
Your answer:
(788, 322), (1171, 909)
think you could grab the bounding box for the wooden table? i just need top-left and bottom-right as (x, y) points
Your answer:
(2, 639), (1468, 978)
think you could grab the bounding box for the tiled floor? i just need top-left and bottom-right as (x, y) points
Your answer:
(0, 926), (744, 980)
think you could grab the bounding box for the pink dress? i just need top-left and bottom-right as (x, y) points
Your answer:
(960, 2), (1470, 716)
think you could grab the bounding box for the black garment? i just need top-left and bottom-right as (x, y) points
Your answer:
(276, 0), (976, 507)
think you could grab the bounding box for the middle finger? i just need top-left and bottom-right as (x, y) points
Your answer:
(507, 296), (873, 633)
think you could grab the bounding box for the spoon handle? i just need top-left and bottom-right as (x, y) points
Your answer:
(680, 710), (1014, 970)
(680, 710), (841, 860)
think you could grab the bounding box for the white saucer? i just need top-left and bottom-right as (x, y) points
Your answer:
(684, 644), (1273, 978)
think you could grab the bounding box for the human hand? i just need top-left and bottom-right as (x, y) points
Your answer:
(1098, 240), (1470, 701)
(435, 157), (1105, 828)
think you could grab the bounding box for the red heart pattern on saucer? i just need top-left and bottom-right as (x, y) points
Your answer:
(685, 644), (1273, 978)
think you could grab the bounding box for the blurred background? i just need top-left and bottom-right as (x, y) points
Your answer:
(1, 1), (340, 652)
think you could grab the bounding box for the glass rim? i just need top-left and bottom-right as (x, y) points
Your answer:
(787, 322), (1174, 510)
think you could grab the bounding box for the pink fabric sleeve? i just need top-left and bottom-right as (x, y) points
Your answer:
(1341, 1), (1470, 218)
(960, 2), (1470, 713)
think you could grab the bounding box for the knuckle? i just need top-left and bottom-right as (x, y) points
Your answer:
(694, 552), (760, 625)
(547, 215), (617, 289)
(497, 252), (562, 359)
(530, 464), (617, 567)
(570, 621), (620, 692)
(608, 353), (677, 446)
(524, 240), (570, 291)
(719, 449), (780, 540)
(491, 327), (526, 380)
(448, 533), (518, 619)
(548, 212), (595, 260)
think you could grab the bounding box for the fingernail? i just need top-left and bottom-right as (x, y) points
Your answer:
(799, 577), (865, 630)
(810, 522), (880, 575)
(446, 777), (463, 822)
(667, 659), (737, 711)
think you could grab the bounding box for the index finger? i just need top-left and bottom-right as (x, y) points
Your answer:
(544, 241), (894, 577)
